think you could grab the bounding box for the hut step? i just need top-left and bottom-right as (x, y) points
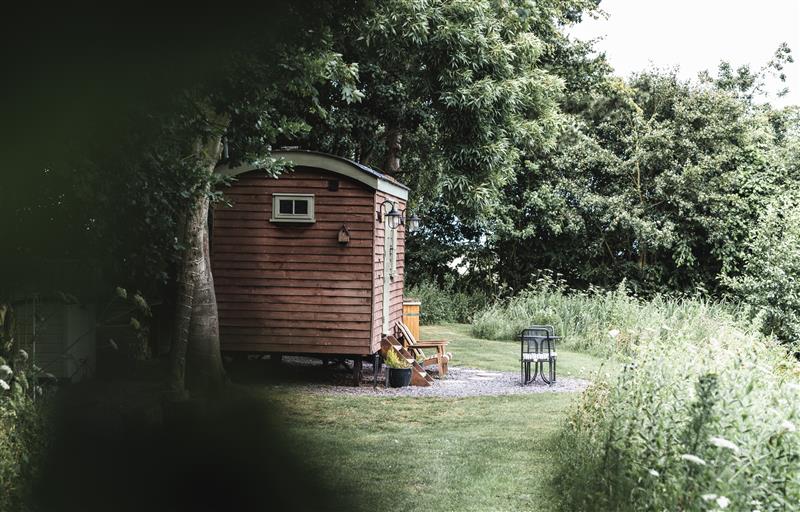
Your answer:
(382, 335), (433, 387)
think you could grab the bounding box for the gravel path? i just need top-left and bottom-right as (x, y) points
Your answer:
(263, 359), (591, 397)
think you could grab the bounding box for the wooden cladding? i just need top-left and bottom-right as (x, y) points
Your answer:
(211, 166), (405, 356)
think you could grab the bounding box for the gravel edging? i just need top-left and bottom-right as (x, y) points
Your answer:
(278, 364), (591, 398)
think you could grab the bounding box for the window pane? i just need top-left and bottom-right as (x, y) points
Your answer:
(279, 199), (293, 214)
(294, 200), (308, 215)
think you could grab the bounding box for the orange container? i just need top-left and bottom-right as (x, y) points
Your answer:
(402, 300), (421, 340)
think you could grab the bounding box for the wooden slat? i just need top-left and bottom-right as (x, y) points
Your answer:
(222, 341), (371, 355)
(213, 245), (372, 256)
(220, 327), (370, 339)
(212, 219), (374, 231)
(220, 318), (370, 330)
(217, 302), (369, 314)
(211, 252), (373, 264)
(213, 286), (371, 297)
(213, 269), (373, 281)
(214, 278), (372, 289)
(212, 236), (372, 248)
(212, 261), (372, 273)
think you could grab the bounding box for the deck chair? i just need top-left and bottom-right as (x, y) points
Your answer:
(394, 322), (452, 377)
(520, 325), (559, 385)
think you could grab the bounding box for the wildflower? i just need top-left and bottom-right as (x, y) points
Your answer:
(647, 469), (660, 477)
(680, 454), (706, 465)
(702, 494), (718, 502)
(781, 420), (796, 433)
(116, 287), (128, 299)
(716, 496), (730, 509)
(0, 364), (11, 377)
(0, 380), (9, 391)
(608, 329), (620, 338)
(709, 436), (740, 453)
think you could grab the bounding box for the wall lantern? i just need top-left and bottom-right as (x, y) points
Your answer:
(377, 200), (421, 233)
(407, 213), (421, 234)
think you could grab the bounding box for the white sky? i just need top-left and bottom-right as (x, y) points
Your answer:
(568, 0), (800, 107)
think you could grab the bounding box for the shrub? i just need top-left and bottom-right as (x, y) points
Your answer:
(0, 376), (48, 511)
(725, 192), (800, 349)
(383, 349), (410, 369)
(548, 294), (800, 510)
(404, 281), (489, 325)
(1, 306), (50, 511)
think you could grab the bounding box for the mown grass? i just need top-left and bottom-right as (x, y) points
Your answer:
(260, 324), (606, 512)
(425, 323), (605, 378)
(269, 392), (574, 512)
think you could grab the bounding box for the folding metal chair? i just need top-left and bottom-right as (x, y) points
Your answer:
(520, 325), (558, 385)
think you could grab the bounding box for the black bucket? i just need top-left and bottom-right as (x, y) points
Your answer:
(387, 367), (412, 388)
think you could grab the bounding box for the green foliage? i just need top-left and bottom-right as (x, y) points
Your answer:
(305, 0), (596, 220)
(553, 301), (800, 511)
(0, 306), (49, 511)
(472, 273), (751, 359)
(725, 190), (800, 347)
(404, 280), (489, 325)
(491, 67), (800, 296)
(383, 349), (410, 369)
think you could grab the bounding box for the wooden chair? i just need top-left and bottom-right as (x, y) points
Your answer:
(394, 322), (452, 377)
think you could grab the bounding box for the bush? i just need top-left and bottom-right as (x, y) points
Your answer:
(725, 192), (800, 349)
(471, 277), (747, 359)
(0, 378), (48, 511)
(554, 315), (800, 511)
(1, 306), (49, 511)
(489, 282), (800, 510)
(404, 281), (489, 325)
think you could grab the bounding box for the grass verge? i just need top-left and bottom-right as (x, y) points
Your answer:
(260, 324), (606, 512)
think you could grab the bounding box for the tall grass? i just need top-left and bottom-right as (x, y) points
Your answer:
(404, 281), (488, 325)
(555, 317), (800, 511)
(472, 279), (800, 510)
(472, 280), (750, 359)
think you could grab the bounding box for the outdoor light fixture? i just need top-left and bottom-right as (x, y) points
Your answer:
(407, 213), (421, 233)
(377, 200), (421, 232)
(377, 200), (401, 229)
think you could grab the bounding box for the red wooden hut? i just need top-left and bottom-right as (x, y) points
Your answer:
(210, 150), (411, 372)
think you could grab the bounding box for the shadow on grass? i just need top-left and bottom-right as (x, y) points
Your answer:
(33, 379), (357, 512)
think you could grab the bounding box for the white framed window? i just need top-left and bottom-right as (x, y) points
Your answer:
(270, 193), (315, 223)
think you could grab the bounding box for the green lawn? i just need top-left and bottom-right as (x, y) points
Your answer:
(423, 323), (606, 378)
(261, 324), (607, 512)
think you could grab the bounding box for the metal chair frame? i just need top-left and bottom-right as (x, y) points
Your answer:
(519, 325), (558, 385)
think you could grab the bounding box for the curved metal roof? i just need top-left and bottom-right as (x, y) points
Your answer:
(215, 150), (409, 200)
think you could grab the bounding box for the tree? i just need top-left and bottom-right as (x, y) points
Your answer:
(490, 55), (799, 295)
(0, 2), (366, 394)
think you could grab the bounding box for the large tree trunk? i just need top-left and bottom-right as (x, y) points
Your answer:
(169, 131), (227, 394)
(384, 127), (402, 175)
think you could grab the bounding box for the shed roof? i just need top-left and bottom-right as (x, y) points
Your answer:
(215, 150), (409, 200)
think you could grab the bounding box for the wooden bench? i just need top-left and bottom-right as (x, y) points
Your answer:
(394, 322), (452, 377)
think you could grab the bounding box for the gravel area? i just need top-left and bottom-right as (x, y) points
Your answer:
(256, 358), (591, 397)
